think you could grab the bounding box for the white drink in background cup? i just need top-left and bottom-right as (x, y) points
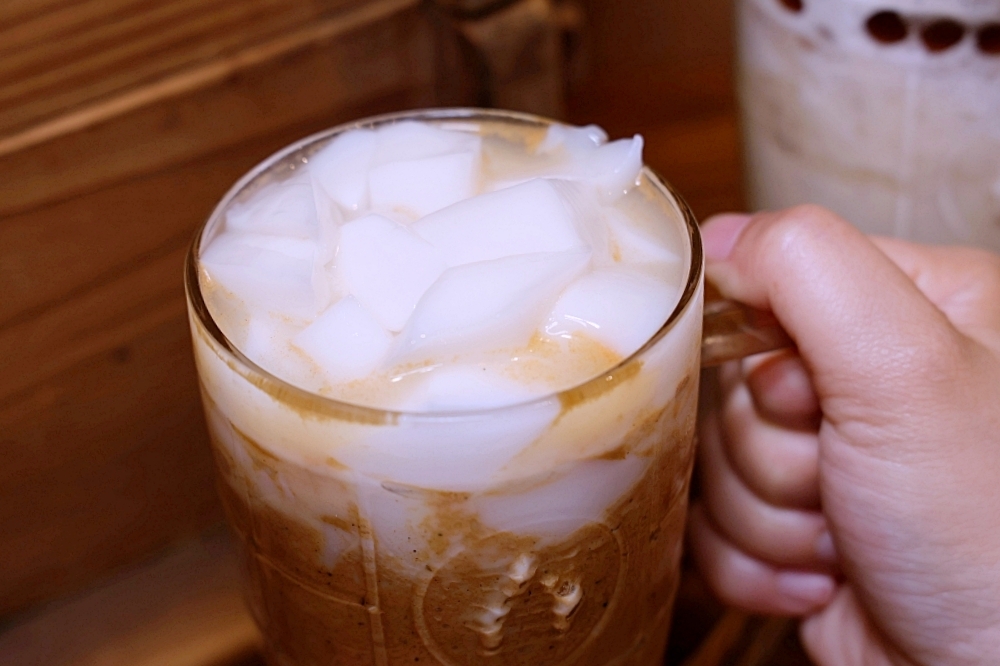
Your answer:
(186, 109), (708, 666)
(738, 0), (1000, 250)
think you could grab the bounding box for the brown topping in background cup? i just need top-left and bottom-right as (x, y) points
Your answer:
(777, 0), (804, 13)
(866, 11), (908, 44)
(920, 19), (965, 52)
(977, 24), (1000, 55)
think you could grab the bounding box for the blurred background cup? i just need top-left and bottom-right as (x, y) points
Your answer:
(737, 0), (1000, 250)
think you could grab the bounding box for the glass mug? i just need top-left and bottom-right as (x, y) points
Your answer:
(737, 0), (1000, 251)
(185, 109), (788, 666)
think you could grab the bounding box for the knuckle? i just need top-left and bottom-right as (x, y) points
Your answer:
(751, 205), (850, 271)
(768, 205), (843, 247)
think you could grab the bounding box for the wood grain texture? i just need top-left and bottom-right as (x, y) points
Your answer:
(0, 0), (366, 137)
(0, 0), (430, 216)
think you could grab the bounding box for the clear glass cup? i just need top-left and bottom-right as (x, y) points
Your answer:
(186, 108), (783, 666)
(738, 0), (1000, 251)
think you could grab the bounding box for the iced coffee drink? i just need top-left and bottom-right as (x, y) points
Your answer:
(738, 0), (1000, 250)
(186, 109), (704, 665)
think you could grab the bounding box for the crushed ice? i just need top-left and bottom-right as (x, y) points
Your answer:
(201, 120), (681, 410)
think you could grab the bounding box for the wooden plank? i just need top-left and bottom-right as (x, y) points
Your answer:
(0, 0), (363, 134)
(0, 0), (429, 215)
(0, 530), (260, 666)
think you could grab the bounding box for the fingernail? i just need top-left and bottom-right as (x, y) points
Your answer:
(776, 571), (835, 605)
(702, 214), (751, 261)
(815, 530), (838, 563)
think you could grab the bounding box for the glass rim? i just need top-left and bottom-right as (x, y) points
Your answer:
(184, 107), (704, 422)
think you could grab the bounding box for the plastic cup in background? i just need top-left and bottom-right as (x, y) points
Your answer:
(738, 0), (1000, 251)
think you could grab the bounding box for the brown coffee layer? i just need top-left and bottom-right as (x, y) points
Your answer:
(206, 371), (697, 666)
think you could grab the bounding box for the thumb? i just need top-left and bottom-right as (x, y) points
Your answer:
(700, 206), (968, 437)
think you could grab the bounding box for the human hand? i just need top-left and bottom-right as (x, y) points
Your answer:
(688, 206), (1000, 665)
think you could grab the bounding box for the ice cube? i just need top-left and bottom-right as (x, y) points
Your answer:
(547, 135), (644, 202)
(368, 151), (479, 219)
(397, 251), (590, 363)
(538, 124), (608, 154)
(229, 233), (317, 261)
(588, 136), (644, 200)
(308, 129), (377, 212)
(201, 232), (324, 320)
(225, 178), (323, 239)
(492, 132), (643, 201)
(337, 214), (447, 332)
(292, 297), (392, 383)
(547, 179), (611, 266)
(372, 121), (482, 164)
(309, 179), (343, 272)
(412, 179), (586, 265)
(544, 268), (677, 357)
(242, 314), (323, 391)
(605, 208), (681, 265)
(398, 365), (539, 411)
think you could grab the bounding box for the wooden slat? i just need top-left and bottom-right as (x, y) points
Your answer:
(0, 0), (316, 132)
(0, 0), (362, 135)
(0, 530), (260, 666)
(0, 0), (428, 215)
(0, 154), (224, 335)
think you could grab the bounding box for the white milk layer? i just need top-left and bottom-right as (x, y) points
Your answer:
(738, 0), (1000, 250)
(190, 116), (702, 563)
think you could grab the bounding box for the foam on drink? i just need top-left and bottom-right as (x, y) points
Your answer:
(188, 112), (703, 666)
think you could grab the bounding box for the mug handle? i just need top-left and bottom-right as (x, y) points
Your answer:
(701, 281), (794, 367)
